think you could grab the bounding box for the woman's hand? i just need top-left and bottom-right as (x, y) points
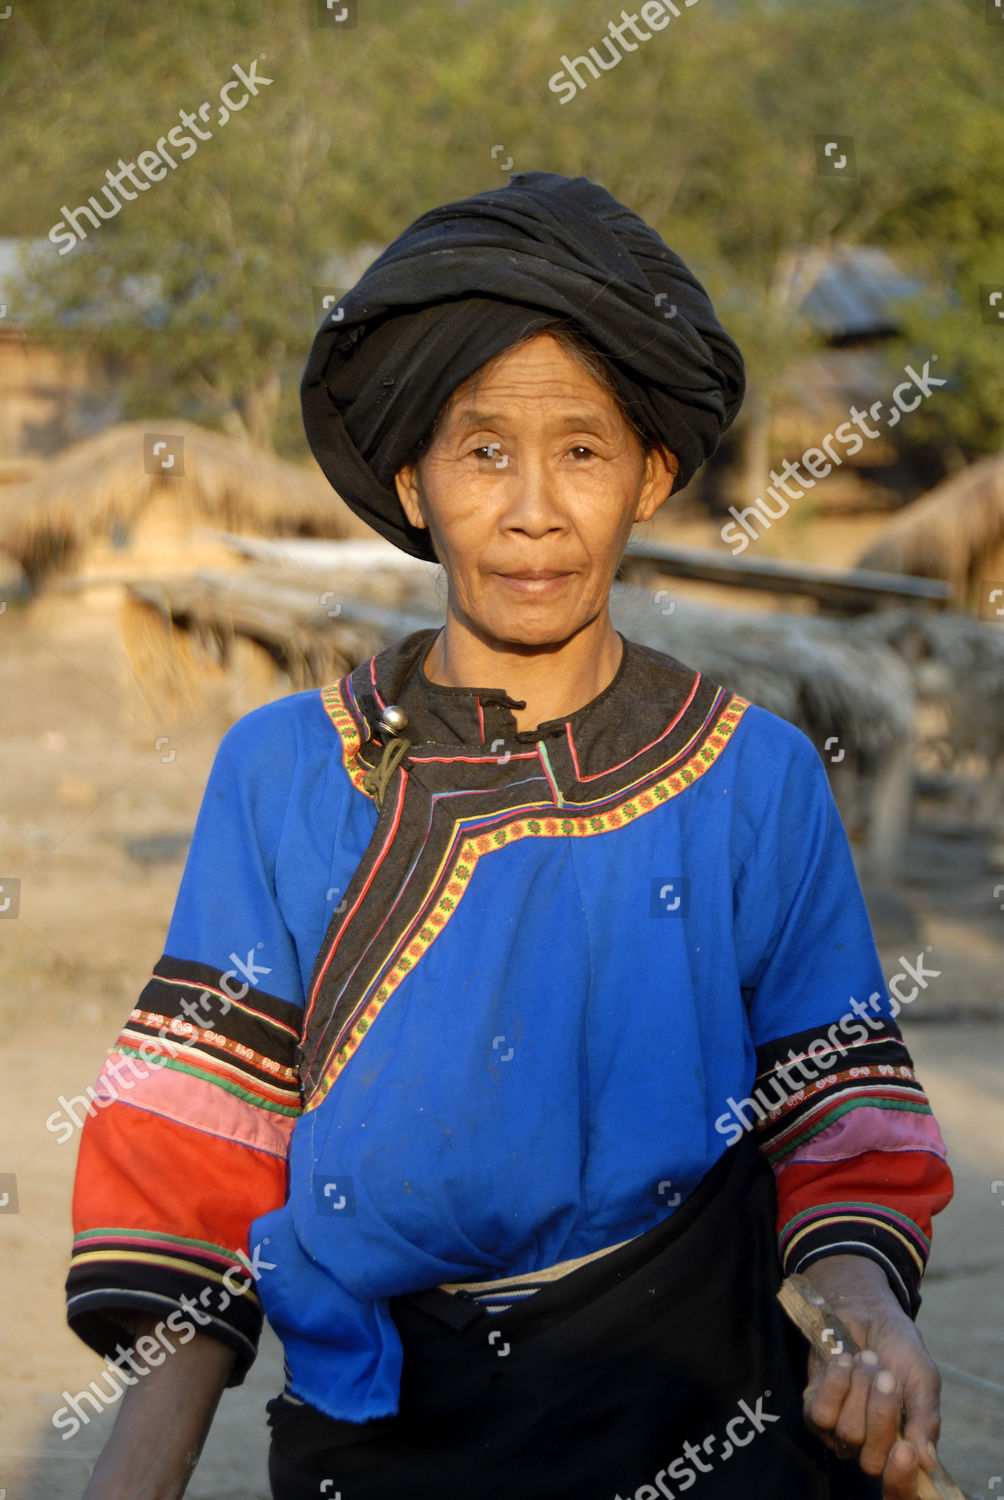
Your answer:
(800, 1254), (941, 1500)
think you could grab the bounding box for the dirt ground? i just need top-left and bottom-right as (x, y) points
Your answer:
(0, 592), (1001, 1499)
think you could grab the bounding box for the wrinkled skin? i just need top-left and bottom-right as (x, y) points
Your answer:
(393, 332), (678, 731)
(802, 1255), (942, 1498)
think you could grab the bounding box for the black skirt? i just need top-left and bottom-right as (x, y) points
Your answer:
(268, 1135), (881, 1500)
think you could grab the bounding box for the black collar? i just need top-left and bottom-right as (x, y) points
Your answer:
(345, 627), (722, 786)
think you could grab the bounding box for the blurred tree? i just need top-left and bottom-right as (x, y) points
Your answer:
(1, 0), (1001, 479)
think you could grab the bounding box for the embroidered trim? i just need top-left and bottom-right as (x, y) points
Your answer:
(307, 693), (749, 1108)
(126, 1010), (298, 1084)
(751, 1021), (934, 1169)
(320, 678), (371, 796)
(114, 1039), (301, 1117)
(566, 670), (702, 782)
(536, 739), (564, 806)
(780, 1200), (930, 1277)
(154, 975), (300, 1041)
(764, 1093), (933, 1166)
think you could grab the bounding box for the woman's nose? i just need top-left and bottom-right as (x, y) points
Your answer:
(497, 455), (566, 536)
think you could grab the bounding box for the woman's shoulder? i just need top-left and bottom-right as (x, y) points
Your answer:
(212, 684), (347, 777)
(732, 700), (823, 768)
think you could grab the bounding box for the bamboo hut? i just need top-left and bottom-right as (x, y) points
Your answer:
(0, 420), (373, 587)
(855, 453), (1004, 607)
(608, 583), (915, 757)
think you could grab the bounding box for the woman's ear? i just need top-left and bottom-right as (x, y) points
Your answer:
(394, 464), (428, 531)
(635, 445), (679, 524)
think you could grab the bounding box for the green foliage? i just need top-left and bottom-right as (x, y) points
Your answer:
(1, 0), (1001, 460)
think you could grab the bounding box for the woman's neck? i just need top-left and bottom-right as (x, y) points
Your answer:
(423, 612), (625, 734)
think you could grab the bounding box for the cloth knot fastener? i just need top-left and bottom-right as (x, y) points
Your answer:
(361, 705), (412, 810)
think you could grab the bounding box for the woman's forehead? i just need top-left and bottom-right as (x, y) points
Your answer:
(438, 336), (620, 421)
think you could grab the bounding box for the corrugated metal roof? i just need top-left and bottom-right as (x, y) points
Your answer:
(797, 245), (925, 339)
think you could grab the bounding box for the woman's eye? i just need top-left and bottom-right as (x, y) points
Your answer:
(468, 443), (597, 461)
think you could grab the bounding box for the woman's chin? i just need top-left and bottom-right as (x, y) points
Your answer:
(474, 616), (591, 653)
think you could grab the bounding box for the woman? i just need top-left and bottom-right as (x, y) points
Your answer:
(69, 173), (952, 1500)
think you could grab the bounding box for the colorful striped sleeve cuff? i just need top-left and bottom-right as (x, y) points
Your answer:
(750, 1017), (952, 1317)
(66, 955), (302, 1382)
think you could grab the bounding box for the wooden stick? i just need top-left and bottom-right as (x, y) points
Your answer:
(777, 1273), (966, 1500)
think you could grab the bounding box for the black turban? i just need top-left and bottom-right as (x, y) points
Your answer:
(301, 171), (745, 561)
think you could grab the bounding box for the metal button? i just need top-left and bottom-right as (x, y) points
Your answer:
(379, 704), (410, 737)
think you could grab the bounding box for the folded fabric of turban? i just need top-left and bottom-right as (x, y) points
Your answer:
(301, 171), (746, 561)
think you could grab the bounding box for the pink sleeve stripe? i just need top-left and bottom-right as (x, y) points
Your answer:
(96, 1051), (296, 1159)
(773, 1104), (949, 1170)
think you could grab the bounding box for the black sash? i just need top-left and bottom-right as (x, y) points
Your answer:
(267, 1134), (880, 1500)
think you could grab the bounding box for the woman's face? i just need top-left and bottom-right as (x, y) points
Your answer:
(393, 333), (678, 651)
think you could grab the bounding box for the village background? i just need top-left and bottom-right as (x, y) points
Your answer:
(0, 0), (1002, 1495)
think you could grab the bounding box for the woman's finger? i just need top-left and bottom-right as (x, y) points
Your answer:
(831, 1349), (880, 1451)
(881, 1438), (921, 1500)
(901, 1354), (942, 1469)
(804, 1353), (854, 1437)
(859, 1367), (905, 1476)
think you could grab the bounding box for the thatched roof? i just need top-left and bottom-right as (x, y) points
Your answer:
(123, 567), (440, 703)
(0, 420), (373, 582)
(856, 453), (1004, 598)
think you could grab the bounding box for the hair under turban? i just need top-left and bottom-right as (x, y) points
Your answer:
(301, 171), (745, 562)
